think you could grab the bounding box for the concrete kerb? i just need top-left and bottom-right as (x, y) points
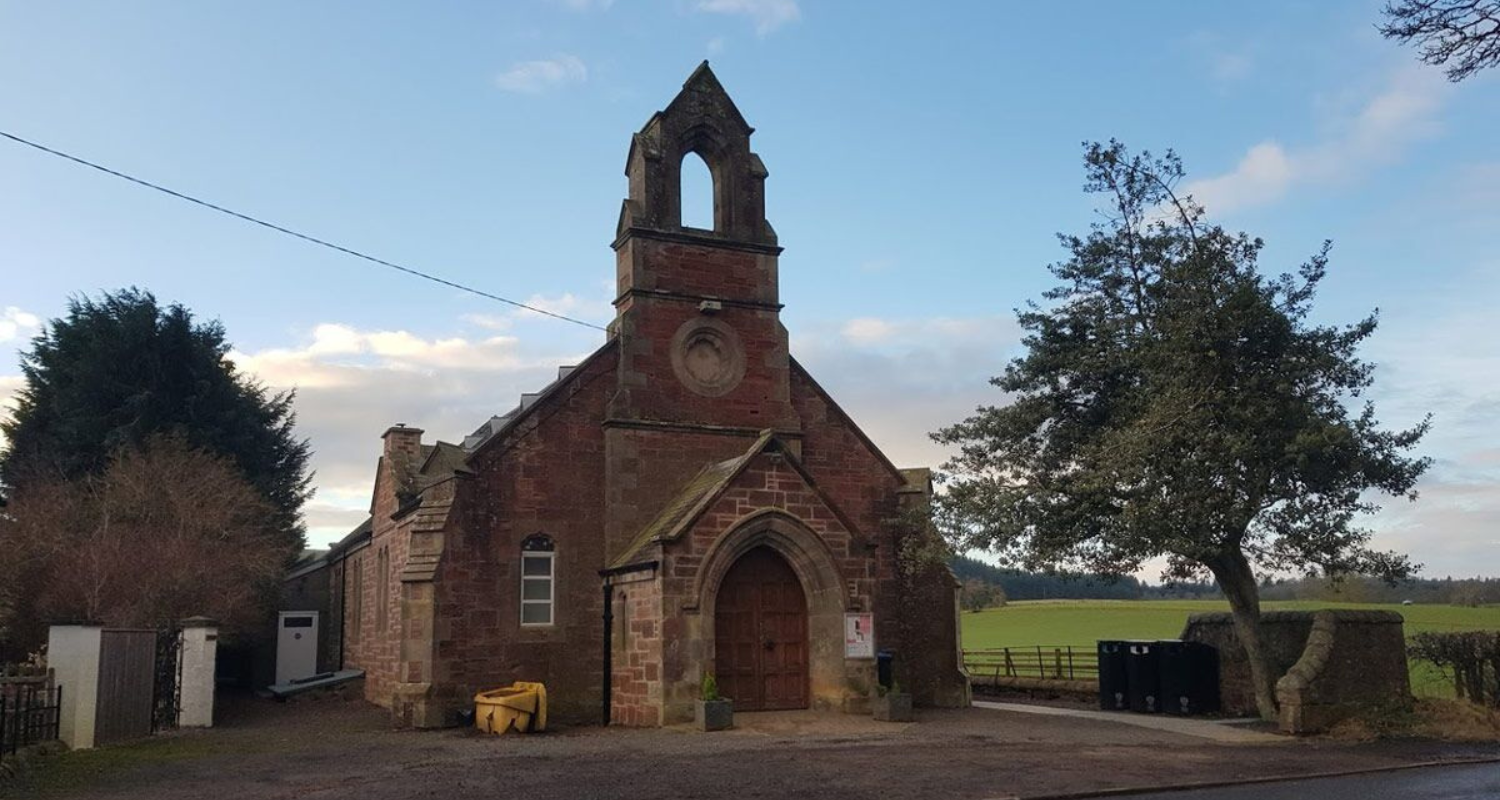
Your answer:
(1014, 756), (1500, 800)
(972, 701), (1284, 744)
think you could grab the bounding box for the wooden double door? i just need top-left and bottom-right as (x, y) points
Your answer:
(713, 547), (809, 711)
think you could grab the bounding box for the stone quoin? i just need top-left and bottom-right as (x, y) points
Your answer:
(317, 63), (970, 727)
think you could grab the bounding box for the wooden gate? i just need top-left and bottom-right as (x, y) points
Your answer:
(94, 629), (157, 746)
(714, 547), (808, 711)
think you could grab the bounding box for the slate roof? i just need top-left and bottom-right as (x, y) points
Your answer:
(285, 547), (331, 581)
(461, 364), (583, 452)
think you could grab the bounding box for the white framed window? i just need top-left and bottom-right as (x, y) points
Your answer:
(520, 534), (555, 626)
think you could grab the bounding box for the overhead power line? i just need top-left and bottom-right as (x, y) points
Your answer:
(0, 129), (609, 332)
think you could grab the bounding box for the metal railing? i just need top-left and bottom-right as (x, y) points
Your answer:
(963, 646), (1100, 682)
(0, 674), (62, 763)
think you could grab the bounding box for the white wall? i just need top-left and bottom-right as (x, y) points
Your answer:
(177, 622), (218, 727)
(47, 625), (102, 750)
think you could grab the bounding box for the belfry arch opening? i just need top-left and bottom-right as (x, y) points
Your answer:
(680, 150), (716, 231)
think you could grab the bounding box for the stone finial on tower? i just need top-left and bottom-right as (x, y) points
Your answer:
(616, 62), (776, 247)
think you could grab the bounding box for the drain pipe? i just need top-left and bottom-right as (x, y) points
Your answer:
(601, 580), (613, 726)
(598, 560), (660, 726)
(335, 549), (348, 670)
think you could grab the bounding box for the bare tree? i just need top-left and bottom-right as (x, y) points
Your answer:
(0, 435), (293, 651)
(1381, 1), (1500, 81)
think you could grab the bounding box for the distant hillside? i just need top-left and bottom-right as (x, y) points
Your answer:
(952, 554), (1500, 605)
(949, 555), (1220, 601)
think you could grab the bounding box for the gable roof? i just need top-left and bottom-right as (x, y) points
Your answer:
(789, 355), (906, 483)
(465, 338), (617, 460)
(608, 429), (865, 570)
(285, 548), (330, 581)
(418, 441), (470, 485)
(664, 61), (753, 136)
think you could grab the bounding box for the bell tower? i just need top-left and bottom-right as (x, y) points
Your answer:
(604, 63), (799, 560)
(614, 62), (777, 252)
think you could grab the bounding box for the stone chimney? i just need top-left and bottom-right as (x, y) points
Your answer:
(382, 424), (424, 464)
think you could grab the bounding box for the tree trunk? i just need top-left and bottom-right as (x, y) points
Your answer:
(1208, 549), (1278, 721)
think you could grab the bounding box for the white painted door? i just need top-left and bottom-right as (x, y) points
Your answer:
(275, 611), (319, 685)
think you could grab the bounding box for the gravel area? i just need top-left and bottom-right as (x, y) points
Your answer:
(5, 693), (1495, 800)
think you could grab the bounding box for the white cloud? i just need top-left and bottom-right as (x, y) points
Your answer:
(462, 313), (514, 332)
(707, 36), (726, 55)
(808, 299), (1500, 578)
(230, 321), (601, 546)
(515, 291), (613, 322)
(696, 0), (800, 35)
(495, 54), (588, 94)
(795, 315), (1020, 471)
(840, 317), (897, 345)
(1186, 142), (1295, 213)
(1357, 263), (1500, 577)
(0, 307), (40, 343)
(1186, 31), (1254, 86)
(1186, 66), (1451, 214)
(1211, 51), (1253, 83)
(0, 375), (23, 433)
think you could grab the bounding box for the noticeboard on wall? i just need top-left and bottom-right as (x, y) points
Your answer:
(844, 612), (875, 659)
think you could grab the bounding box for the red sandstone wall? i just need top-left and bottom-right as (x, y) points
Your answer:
(431, 346), (618, 724)
(617, 240), (776, 305)
(342, 543), (407, 708)
(789, 361), (966, 705)
(342, 461), (412, 710)
(788, 363), (905, 638)
(604, 426), (771, 564)
(609, 572), (663, 726)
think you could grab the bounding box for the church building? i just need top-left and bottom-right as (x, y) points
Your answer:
(324, 63), (969, 727)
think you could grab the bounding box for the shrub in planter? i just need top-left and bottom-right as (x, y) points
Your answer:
(873, 680), (913, 722)
(696, 672), (733, 731)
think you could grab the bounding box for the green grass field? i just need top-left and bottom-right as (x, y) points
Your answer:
(960, 599), (1500, 697)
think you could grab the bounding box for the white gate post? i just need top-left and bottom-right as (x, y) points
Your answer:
(47, 624), (103, 750)
(177, 617), (218, 728)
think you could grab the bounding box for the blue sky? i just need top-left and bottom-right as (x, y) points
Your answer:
(3, 1), (1497, 577)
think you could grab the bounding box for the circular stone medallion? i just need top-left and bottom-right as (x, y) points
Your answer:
(670, 317), (746, 397)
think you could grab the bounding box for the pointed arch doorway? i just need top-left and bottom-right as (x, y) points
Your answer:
(713, 546), (809, 711)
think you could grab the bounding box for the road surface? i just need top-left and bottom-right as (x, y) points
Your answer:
(1112, 762), (1500, 799)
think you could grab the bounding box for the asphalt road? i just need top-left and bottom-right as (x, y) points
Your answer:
(1112, 762), (1500, 800)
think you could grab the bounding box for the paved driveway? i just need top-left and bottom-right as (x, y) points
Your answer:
(4, 694), (1494, 800)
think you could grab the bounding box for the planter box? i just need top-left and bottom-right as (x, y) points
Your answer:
(695, 699), (733, 731)
(872, 692), (913, 722)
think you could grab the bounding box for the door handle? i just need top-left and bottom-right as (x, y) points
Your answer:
(763, 638), (775, 651)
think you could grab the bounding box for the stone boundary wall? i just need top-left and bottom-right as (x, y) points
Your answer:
(969, 675), (1096, 697)
(1274, 610), (1411, 734)
(1180, 611), (1313, 716)
(1180, 609), (1410, 733)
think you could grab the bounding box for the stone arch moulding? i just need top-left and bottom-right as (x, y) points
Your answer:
(689, 508), (858, 715)
(687, 508), (850, 616)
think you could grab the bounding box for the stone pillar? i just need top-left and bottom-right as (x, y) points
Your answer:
(177, 617), (219, 728)
(394, 580), (441, 728)
(47, 624), (103, 750)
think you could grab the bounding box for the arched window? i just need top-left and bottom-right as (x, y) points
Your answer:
(375, 546), (390, 630)
(680, 151), (715, 231)
(349, 557), (364, 642)
(520, 534), (555, 626)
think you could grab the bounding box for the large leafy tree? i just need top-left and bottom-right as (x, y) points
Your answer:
(934, 142), (1430, 719)
(1, 288), (312, 552)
